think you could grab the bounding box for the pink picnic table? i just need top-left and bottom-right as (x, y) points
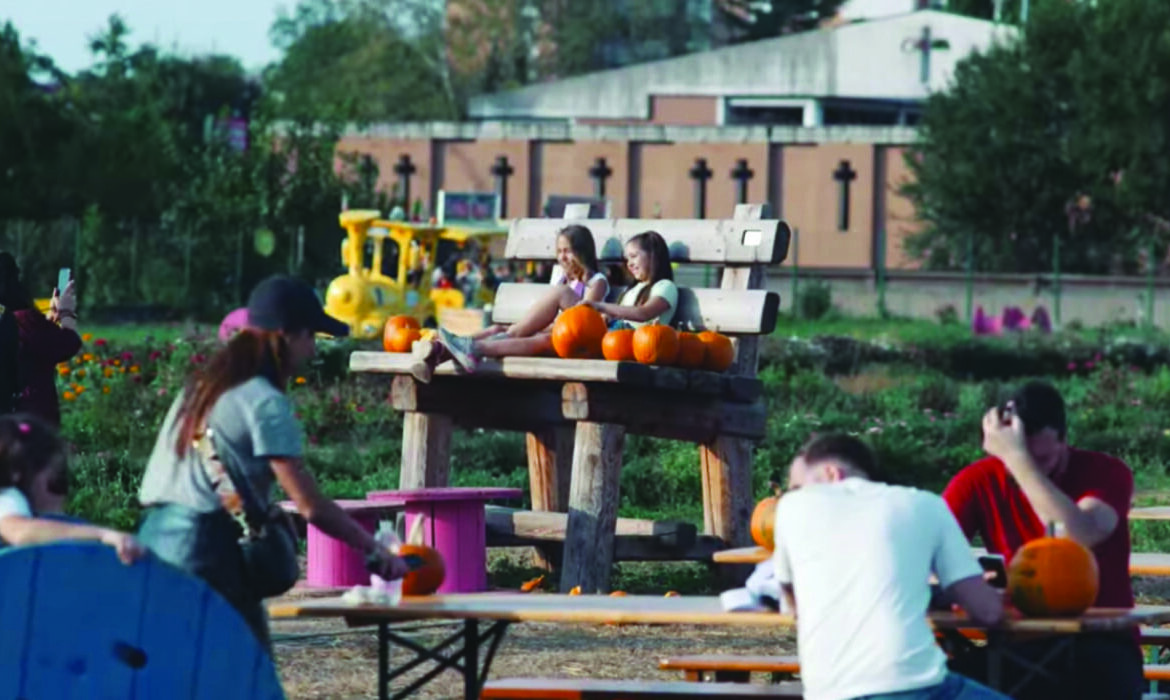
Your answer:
(367, 487), (524, 594)
(281, 499), (403, 588)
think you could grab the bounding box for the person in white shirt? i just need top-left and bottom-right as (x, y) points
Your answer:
(774, 433), (1007, 700)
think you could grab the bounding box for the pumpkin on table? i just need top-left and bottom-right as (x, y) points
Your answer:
(698, 331), (735, 372)
(383, 315), (422, 353)
(632, 324), (679, 365)
(750, 482), (783, 550)
(551, 305), (608, 359)
(675, 332), (706, 368)
(400, 516), (446, 596)
(601, 328), (635, 361)
(1006, 526), (1099, 617)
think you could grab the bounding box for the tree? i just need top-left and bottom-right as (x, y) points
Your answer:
(716, 0), (846, 42)
(904, 0), (1170, 275)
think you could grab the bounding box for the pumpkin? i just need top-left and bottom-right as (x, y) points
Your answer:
(632, 324), (679, 365)
(698, 331), (735, 372)
(601, 329), (636, 361)
(675, 332), (706, 368)
(749, 482), (783, 550)
(399, 516), (446, 596)
(551, 305), (608, 359)
(386, 315), (421, 333)
(1007, 529), (1099, 617)
(383, 326), (421, 353)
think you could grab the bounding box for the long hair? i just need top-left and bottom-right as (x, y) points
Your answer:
(172, 329), (292, 457)
(0, 253), (31, 415)
(0, 413), (67, 494)
(557, 224), (600, 280)
(627, 231), (673, 305)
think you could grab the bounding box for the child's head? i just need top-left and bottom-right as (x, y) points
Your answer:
(0, 414), (69, 512)
(555, 225), (599, 281)
(624, 231), (673, 286)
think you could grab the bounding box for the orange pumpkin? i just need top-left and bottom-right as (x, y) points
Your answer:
(386, 315), (420, 333)
(1007, 533), (1099, 617)
(632, 324), (679, 365)
(551, 306), (608, 359)
(383, 326), (421, 353)
(400, 516), (446, 596)
(675, 332), (706, 368)
(601, 329), (635, 361)
(698, 331), (735, 372)
(750, 482), (783, 550)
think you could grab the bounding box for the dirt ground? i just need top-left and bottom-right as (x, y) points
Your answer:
(268, 569), (1170, 700)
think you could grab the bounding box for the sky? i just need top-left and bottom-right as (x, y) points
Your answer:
(3, 0), (289, 75)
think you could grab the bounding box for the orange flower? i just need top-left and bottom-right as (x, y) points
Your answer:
(57, 366), (70, 377)
(73, 357), (83, 365)
(103, 368), (114, 378)
(82, 353), (94, 362)
(129, 365), (140, 374)
(81, 333), (93, 342)
(75, 369), (86, 379)
(102, 386), (110, 394)
(295, 376), (307, 385)
(112, 359), (122, 367)
(62, 391), (76, 401)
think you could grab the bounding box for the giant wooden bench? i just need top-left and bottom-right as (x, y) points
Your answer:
(480, 677), (804, 699)
(349, 204), (789, 592)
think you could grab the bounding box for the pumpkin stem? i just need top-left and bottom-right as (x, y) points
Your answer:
(768, 480), (782, 497)
(408, 514), (425, 546)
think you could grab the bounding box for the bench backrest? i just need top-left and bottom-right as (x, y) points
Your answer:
(491, 283), (779, 335)
(503, 217), (791, 266)
(0, 541), (285, 699)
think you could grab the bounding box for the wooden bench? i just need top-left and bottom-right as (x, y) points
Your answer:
(659, 654), (800, 682)
(350, 203), (790, 592)
(480, 678), (804, 699)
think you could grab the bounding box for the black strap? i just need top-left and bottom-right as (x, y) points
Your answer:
(194, 426), (268, 537)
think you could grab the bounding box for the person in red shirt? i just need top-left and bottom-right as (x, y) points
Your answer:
(942, 380), (1141, 700)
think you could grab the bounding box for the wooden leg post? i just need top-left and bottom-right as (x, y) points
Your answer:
(525, 426), (574, 569)
(400, 412), (453, 489)
(700, 434), (754, 585)
(559, 421), (625, 593)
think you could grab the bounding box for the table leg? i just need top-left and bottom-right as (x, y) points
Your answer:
(464, 619), (479, 699)
(986, 630), (1004, 690)
(369, 619), (511, 699)
(378, 622), (389, 700)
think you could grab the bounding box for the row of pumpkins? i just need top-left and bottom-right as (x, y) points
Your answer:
(749, 485), (1102, 619)
(381, 306), (737, 372)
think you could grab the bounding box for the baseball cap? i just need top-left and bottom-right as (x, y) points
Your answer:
(246, 275), (349, 338)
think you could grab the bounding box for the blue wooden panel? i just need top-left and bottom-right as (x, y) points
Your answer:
(0, 542), (286, 700)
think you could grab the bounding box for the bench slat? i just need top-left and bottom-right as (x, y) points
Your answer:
(504, 218), (791, 266)
(658, 655), (800, 674)
(481, 678), (804, 699)
(490, 284), (780, 335)
(1147, 665), (1170, 682)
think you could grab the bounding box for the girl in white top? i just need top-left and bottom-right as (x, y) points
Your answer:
(579, 230), (678, 329)
(0, 413), (144, 563)
(413, 225), (608, 379)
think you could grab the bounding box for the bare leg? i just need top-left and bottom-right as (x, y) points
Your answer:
(473, 332), (554, 358)
(469, 323), (508, 341)
(505, 286), (579, 338)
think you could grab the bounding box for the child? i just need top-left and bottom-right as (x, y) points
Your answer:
(411, 224), (610, 380)
(421, 230), (678, 376)
(0, 414), (144, 563)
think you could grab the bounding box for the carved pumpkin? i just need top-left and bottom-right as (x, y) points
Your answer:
(601, 329), (636, 361)
(551, 306), (608, 359)
(400, 516), (446, 596)
(383, 316), (421, 352)
(386, 315), (421, 333)
(675, 332), (706, 368)
(750, 482), (783, 550)
(632, 324), (679, 365)
(383, 326), (421, 353)
(698, 331), (735, 372)
(1007, 532), (1099, 617)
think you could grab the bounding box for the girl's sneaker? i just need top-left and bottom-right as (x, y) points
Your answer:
(438, 327), (480, 373)
(409, 338), (449, 383)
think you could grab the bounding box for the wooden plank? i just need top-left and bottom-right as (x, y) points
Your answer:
(504, 217), (791, 265)
(489, 284), (779, 335)
(352, 352), (656, 384)
(391, 375), (565, 431)
(1132, 507), (1170, 520)
(400, 412), (452, 489)
(525, 426), (575, 570)
(485, 506), (697, 549)
(659, 655), (801, 674)
(561, 383), (766, 443)
(559, 421), (625, 593)
(481, 678), (805, 699)
(487, 532), (725, 562)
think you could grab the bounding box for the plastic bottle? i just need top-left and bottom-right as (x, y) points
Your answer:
(366, 520), (403, 605)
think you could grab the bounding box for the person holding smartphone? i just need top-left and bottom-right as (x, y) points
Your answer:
(0, 254), (81, 426)
(942, 380), (1140, 700)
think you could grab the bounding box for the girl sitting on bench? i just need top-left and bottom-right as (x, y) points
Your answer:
(0, 413), (145, 563)
(413, 230), (677, 378)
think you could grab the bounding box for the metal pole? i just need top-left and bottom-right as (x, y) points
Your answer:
(965, 231), (974, 324)
(1053, 235), (1062, 327)
(791, 228), (800, 315)
(1147, 241), (1156, 328)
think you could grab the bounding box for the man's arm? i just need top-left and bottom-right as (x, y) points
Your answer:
(943, 575), (1004, 627)
(931, 496), (1004, 626)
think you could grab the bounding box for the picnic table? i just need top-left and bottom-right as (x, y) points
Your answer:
(1132, 507), (1170, 520)
(712, 546), (1170, 576)
(266, 593), (1170, 700)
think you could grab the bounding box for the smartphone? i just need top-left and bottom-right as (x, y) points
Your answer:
(979, 555), (1007, 588)
(57, 268), (71, 294)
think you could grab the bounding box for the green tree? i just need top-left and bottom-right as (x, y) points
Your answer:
(904, 0), (1170, 275)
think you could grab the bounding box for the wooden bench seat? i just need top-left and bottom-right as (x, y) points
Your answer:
(480, 678), (803, 699)
(659, 654), (800, 682)
(1147, 665), (1170, 682)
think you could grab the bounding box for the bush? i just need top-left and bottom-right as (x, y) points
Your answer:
(796, 278), (833, 320)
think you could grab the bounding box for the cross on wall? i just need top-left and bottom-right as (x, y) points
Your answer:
(688, 158), (714, 219)
(833, 160), (857, 232)
(393, 154), (417, 210)
(588, 157), (613, 198)
(490, 155), (515, 217)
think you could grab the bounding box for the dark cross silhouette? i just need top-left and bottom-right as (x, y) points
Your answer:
(903, 25), (949, 85)
(490, 155), (515, 217)
(359, 155), (377, 204)
(689, 158), (714, 219)
(588, 157), (613, 198)
(392, 154), (417, 212)
(833, 160), (857, 231)
(730, 158), (754, 205)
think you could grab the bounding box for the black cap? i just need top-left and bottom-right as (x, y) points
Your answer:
(246, 275), (349, 338)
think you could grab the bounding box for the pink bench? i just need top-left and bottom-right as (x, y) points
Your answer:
(281, 499), (402, 588)
(367, 487), (524, 593)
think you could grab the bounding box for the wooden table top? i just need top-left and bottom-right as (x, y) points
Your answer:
(267, 593), (1170, 635)
(713, 546), (1170, 577)
(366, 487), (524, 504)
(1131, 507), (1170, 521)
